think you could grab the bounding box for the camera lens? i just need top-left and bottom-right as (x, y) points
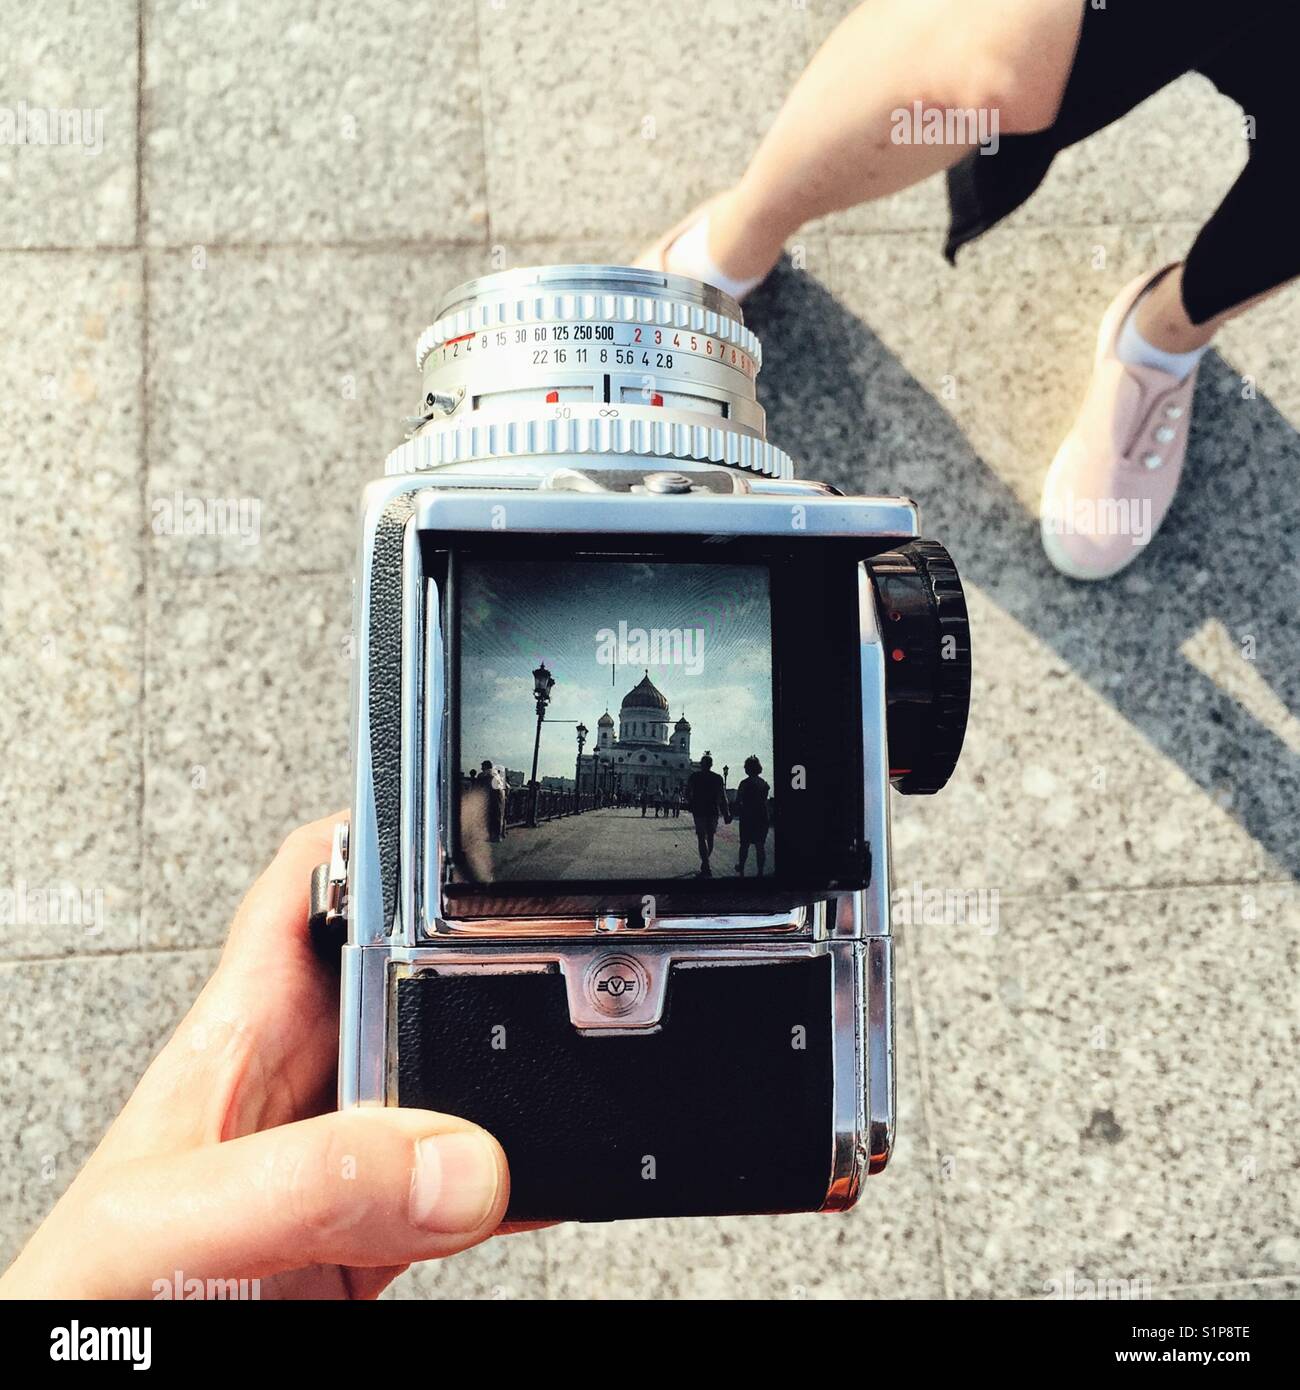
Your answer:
(391, 264), (793, 481)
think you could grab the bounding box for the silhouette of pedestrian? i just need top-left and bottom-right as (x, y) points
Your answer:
(685, 754), (731, 877)
(735, 755), (771, 876)
(481, 759), (507, 842)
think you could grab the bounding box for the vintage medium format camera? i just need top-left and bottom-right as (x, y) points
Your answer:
(311, 265), (971, 1222)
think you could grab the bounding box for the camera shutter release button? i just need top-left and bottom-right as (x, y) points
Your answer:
(644, 471), (693, 494)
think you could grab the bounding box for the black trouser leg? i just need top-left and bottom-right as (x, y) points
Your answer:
(1180, 126), (1298, 323)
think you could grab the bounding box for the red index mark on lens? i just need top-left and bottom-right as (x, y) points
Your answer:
(891, 648), (906, 662)
(545, 390), (560, 403)
(650, 393), (664, 406)
(444, 332), (474, 346)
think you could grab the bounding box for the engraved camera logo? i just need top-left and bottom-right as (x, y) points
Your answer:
(586, 954), (647, 1017)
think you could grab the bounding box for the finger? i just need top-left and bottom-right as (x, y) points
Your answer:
(73, 1109), (509, 1298)
(221, 810), (349, 974)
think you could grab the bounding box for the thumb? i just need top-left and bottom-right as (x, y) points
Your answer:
(72, 1109), (509, 1296)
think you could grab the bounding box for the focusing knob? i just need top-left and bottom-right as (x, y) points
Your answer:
(866, 540), (971, 795)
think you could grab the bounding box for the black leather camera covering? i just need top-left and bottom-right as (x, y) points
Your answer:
(396, 955), (834, 1221)
(368, 495), (417, 933)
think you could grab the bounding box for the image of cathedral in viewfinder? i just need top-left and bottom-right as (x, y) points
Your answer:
(584, 670), (696, 800)
(454, 557), (775, 882)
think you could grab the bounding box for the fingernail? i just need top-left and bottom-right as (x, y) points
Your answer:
(410, 1132), (501, 1233)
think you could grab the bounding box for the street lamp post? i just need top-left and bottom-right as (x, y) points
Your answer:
(527, 661), (555, 827)
(574, 721), (588, 814)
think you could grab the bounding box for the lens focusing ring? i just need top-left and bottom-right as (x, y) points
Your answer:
(385, 410), (794, 480)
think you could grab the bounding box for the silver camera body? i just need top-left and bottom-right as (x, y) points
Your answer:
(318, 266), (969, 1221)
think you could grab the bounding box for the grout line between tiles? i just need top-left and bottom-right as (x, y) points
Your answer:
(136, 0), (153, 955)
(0, 943), (219, 970)
(897, 931), (954, 1299)
(0, 219), (1217, 260)
(1159, 1273), (1300, 1295)
(936, 877), (1298, 906)
(3, 871), (1290, 973)
(468, 0), (496, 264)
(134, 0), (145, 248)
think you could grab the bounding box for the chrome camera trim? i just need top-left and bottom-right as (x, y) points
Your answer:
(338, 265), (923, 1212)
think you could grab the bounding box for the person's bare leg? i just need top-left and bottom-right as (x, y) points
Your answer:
(1134, 262), (1292, 352)
(663, 0), (1085, 284)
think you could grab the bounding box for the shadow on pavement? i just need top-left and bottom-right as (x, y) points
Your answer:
(746, 259), (1299, 881)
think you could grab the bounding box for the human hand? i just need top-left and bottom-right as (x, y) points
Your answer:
(0, 813), (511, 1300)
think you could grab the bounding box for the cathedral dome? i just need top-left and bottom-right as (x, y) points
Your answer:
(674, 713), (690, 731)
(620, 671), (669, 712)
(597, 710), (614, 727)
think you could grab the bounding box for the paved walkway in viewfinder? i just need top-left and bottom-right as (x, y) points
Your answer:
(491, 806), (770, 880)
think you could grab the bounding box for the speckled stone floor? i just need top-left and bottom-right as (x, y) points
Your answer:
(1, 1), (1296, 1300)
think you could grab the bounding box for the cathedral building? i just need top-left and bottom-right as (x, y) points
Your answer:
(577, 671), (698, 800)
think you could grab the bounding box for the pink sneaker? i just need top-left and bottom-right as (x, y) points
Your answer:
(1040, 267), (1199, 580)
